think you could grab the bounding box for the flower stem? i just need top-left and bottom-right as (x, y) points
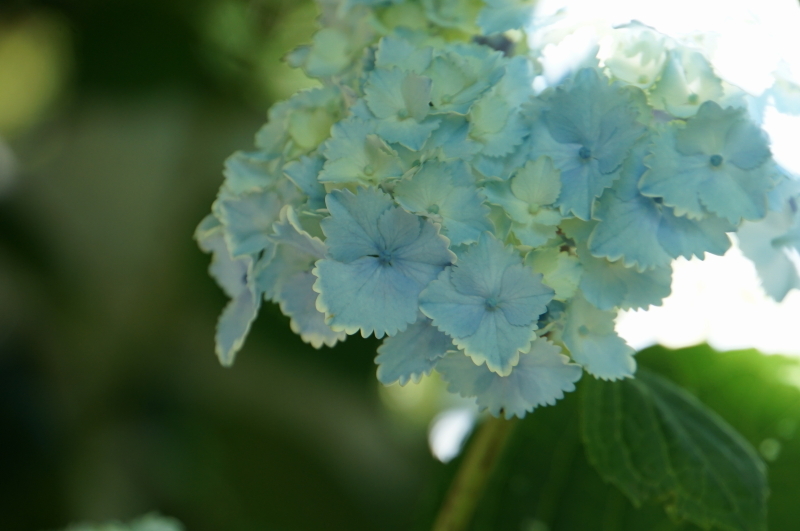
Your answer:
(431, 415), (519, 531)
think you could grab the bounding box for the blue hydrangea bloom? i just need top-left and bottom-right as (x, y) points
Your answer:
(436, 340), (582, 419)
(419, 232), (554, 375)
(530, 68), (647, 220)
(639, 102), (775, 224)
(314, 188), (454, 338)
(197, 0), (796, 418)
(375, 317), (454, 385)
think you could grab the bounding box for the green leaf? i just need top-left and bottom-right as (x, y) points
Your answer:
(581, 369), (768, 531)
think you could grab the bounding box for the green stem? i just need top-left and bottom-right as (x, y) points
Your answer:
(431, 415), (518, 531)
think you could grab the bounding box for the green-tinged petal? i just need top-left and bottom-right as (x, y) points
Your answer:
(525, 247), (582, 301)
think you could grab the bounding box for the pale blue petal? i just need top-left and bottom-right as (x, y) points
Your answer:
(216, 287), (260, 367)
(283, 155), (327, 210)
(420, 233), (552, 375)
(278, 271), (346, 348)
(437, 340), (582, 419)
(375, 318), (453, 385)
(419, 268), (488, 338)
(315, 188), (452, 338)
(738, 205), (800, 302)
(322, 188), (394, 263)
(560, 295), (635, 380)
(214, 190), (282, 257)
(256, 206), (326, 300)
(313, 257), (421, 338)
(477, 0), (535, 35)
(656, 209), (732, 260)
(195, 217), (261, 366)
(577, 241), (671, 310)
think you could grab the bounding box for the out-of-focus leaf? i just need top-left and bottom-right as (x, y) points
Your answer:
(581, 370), (767, 531)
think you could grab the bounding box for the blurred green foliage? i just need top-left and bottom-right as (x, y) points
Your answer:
(417, 345), (800, 531)
(1, 1), (800, 531)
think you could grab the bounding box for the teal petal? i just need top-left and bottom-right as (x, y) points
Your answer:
(375, 318), (453, 385)
(283, 154), (327, 210)
(437, 340), (582, 419)
(315, 188), (453, 338)
(419, 233), (553, 375)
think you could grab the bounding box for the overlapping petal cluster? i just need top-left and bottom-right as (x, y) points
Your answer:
(197, 0), (799, 417)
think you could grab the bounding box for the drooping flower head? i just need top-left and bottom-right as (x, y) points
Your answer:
(196, 0), (798, 418)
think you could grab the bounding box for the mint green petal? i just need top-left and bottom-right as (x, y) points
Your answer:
(468, 96), (528, 157)
(511, 156), (562, 207)
(437, 340), (582, 419)
(477, 0), (536, 35)
(375, 36), (433, 73)
(424, 46), (505, 115)
(365, 68), (429, 120)
(223, 151), (281, 195)
(278, 271), (346, 349)
(525, 247), (582, 301)
(215, 190), (282, 257)
(375, 318), (453, 385)
(648, 49), (723, 118)
(561, 295), (635, 380)
(577, 242), (671, 310)
(283, 155), (326, 210)
(319, 117), (406, 184)
(322, 187), (394, 263)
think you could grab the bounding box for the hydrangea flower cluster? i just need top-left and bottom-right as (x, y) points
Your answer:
(196, 0), (800, 418)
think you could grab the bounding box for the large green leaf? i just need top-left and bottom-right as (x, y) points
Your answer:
(581, 369), (768, 531)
